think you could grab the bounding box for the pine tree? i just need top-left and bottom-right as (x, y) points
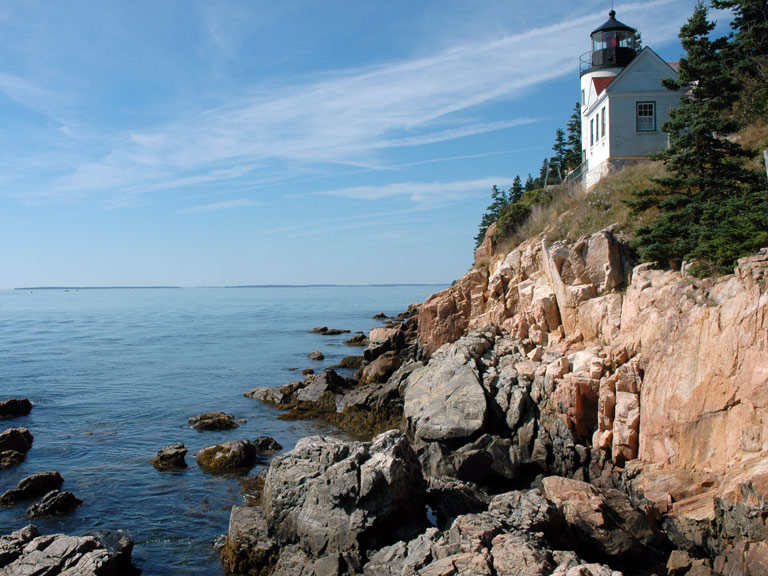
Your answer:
(628, 2), (768, 274)
(564, 103), (583, 170)
(509, 175), (524, 203)
(535, 158), (548, 188)
(524, 174), (535, 192)
(711, 0), (768, 123)
(552, 129), (567, 170)
(474, 185), (510, 248)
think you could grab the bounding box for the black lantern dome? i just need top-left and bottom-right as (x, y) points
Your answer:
(585, 10), (637, 72)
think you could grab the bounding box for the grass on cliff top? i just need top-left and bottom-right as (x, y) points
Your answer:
(492, 119), (768, 258)
(496, 161), (663, 255)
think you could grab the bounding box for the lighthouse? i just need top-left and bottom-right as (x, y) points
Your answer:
(579, 10), (680, 189)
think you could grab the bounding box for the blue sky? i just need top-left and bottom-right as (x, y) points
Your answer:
(1, 0), (705, 287)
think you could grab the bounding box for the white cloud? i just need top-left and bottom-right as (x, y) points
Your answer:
(315, 177), (508, 206)
(184, 198), (262, 213)
(2, 0), (694, 203)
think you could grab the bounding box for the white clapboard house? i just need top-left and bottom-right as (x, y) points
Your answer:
(579, 10), (681, 189)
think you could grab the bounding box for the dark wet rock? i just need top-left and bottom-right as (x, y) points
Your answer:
(220, 506), (279, 576)
(151, 443), (188, 470)
(0, 428), (33, 454)
(333, 355), (364, 370)
(542, 475), (664, 569)
(343, 333), (369, 347)
(27, 490), (82, 519)
(0, 399), (32, 419)
(308, 351), (325, 361)
(188, 411), (239, 431)
(301, 368), (314, 375)
(0, 527), (137, 575)
(425, 476), (489, 529)
(1, 472), (64, 506)
(311, 327), (350, 336)
(372, 313), (389, 320)
(0, 450), (26, 470)
(197, 440), (257, 473)
(253, 437), (282, 453)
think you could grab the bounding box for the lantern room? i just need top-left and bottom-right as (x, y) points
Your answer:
(584, 10), (637, 73)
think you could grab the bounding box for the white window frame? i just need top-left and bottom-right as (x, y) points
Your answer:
(600, 107), (606, 140)
(636, 101), (656, 131)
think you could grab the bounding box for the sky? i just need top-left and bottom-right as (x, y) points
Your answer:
(0, 0), (708, 287)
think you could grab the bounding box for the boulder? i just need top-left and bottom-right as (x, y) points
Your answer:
(311, 327), (350, 336)
(151, 443), (188, 470)
(220, 506), (279, 576)
(0, 399), (33, 419)
(245, 386), (293, 405)
(542, 476), (660, 567)
(344, 334), (369, 347)
(404, 332), (492, 441)
(0, 524), (40, 566)
(260, 430), (425, 568)
(0, 528), (136, 575)
(308, 351), (325, 361)
(253, 436), (283, 453)
(359, 352), (402, 386)
(27, 490), (82, 519)
(0, 451), (26, 470)
(333, 355), (365, 370)
(188, 411), (239, 431)
(1, 472), (64, 505)
(196, 440), (257, 473)
(0, 428), (33, 454)
(295, 369), (346, 403)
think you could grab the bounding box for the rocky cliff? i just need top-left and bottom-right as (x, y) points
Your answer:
(232, 227), (768, 575)
(417, 227), (768, 570)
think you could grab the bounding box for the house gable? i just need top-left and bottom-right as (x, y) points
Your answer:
(606, 47), (678, 93)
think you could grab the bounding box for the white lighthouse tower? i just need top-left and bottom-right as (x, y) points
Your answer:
(578, 10), (681, 189)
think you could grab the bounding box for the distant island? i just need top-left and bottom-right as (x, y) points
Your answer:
(14, 286), (182, 291)
(225, 284), (446, 288)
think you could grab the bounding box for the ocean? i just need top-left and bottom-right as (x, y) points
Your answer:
(0, 285), (442, 574)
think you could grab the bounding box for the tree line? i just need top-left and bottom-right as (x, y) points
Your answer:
(628, 0), (767, 276)
(474, 103), (582, 248)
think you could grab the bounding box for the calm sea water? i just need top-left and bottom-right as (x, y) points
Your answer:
(0, 285), (442, 575)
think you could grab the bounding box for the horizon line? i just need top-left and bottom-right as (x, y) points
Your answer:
(12, 283), (449, 291)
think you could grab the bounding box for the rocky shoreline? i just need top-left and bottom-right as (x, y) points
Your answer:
(2, 232), (766, 575)
(221, 230), (768, 575)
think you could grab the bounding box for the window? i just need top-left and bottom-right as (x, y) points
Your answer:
(590, 118), (594, 146)
(600, 107), (606, 139)
(581, 89), (585, 107)
(637, 102), (656, 131)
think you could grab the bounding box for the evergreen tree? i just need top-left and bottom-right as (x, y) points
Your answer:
(633, 30), (643, 52)
(711, 0), (768, 123)
(534, 158), (548, 188)
(564, 103), (583, 170)
(509, 175), (524, 203)
(628, 2), (768, 274)
(474, 185), (510, 248)
(552, 129), (567, 167)
(524, 174), (536, 192)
